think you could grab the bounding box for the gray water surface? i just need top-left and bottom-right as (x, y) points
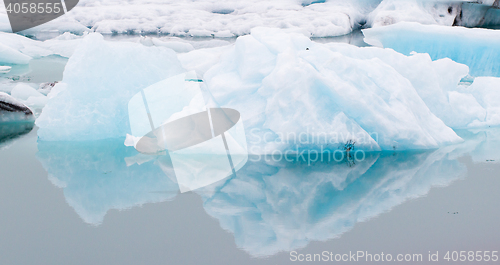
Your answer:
(0, 127), (499, 265)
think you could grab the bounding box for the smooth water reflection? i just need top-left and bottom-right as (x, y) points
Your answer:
(35, 128), (499, 256)
(36, 139), (179, 225)
(0, 122), (34, 148)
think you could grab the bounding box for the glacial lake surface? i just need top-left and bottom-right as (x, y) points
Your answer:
(0, 125), (499, 264)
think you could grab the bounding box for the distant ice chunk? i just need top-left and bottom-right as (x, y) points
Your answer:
(0, 65), (11, 73)
(324, 42), (489, 129)
(367, 0), (461, 28)
(36, 33), (185, 141)
(37, 82), (58, 96)
(8, 83), (48, 115)
(10, 83), (44, 101)
(363, 22), (500, 77)
(0, 32), (83, 64)
(0, 92), (34, 122)
(467, 77), (500, 128)
(0, 42), (32, 64)
(138, 36), (195, 53)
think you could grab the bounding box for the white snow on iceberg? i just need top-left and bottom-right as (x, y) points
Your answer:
(367, 0), (457, 27)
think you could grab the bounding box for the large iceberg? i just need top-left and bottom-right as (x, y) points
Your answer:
(37, 28), (464, 153)
(37, 29), (469, 151)
(363, 22), (500, 77)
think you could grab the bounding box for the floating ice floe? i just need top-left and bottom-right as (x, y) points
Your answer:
(8, 83), (48, 116)
(367, 0), (460, 28)
(363, 22), (500, 77)
(0, 65), (11, 73)
(0, 0), (380, 37)
(138, 36), (195, 53)
(0, 91), (34, 123)
(0, 32), (83, 64)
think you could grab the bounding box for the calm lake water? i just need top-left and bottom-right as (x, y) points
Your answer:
(0, 125), (499, 264)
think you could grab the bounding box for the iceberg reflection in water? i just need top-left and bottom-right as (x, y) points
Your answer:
(36, 139), (180, 225)
(35, 129), (498, 255)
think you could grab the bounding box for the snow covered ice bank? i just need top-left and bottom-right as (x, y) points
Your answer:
(363, 22), (500, 77)
(0, 0), (380, 37)
(1, 0), (497, 36)
(36, 29), (471, 152)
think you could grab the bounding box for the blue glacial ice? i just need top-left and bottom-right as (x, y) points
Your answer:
(363, 22), (500, 77)
(36, 33), (185, 141)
